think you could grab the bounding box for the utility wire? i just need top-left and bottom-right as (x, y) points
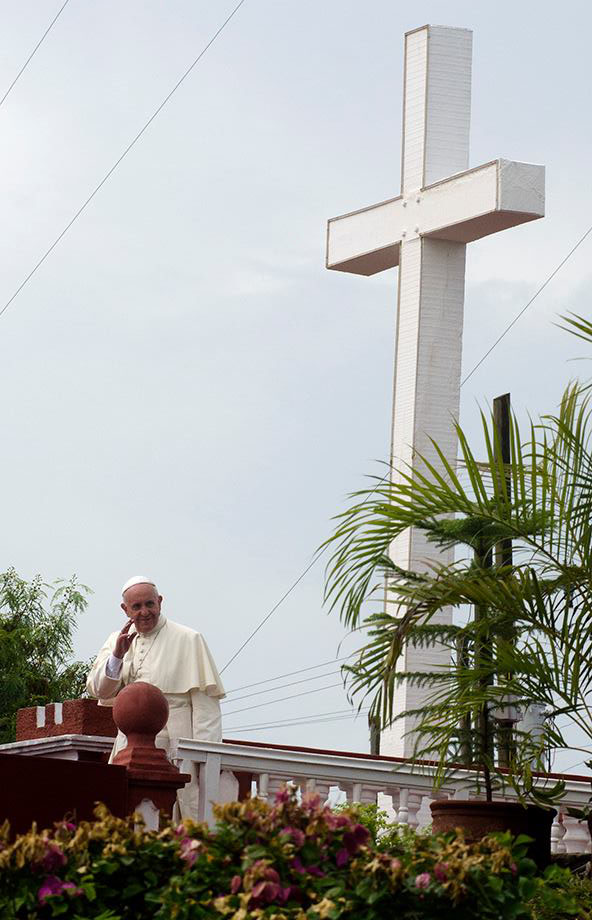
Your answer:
(220, 552), (322, 674)
(226, 706), (371, 732)
(220, 470), (391, 674)
(560, 757), (589, 774)
(0, 0), (72, 110)
(223, 681), (344, 717)
(224, 654), (355, 694)
(222, 222), (592, 678)
(0, 0), (248, 322)
(226, 710), (371, 733)
(461, 224), (592, 386)
(222, 669), (341, 704)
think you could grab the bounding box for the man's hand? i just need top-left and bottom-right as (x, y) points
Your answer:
(113, 619), (137, 659)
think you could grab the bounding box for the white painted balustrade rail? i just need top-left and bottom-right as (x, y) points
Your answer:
(2, 732), (590, 854)
(174, 738), (592, 856)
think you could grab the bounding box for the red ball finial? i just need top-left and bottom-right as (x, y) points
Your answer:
(112, 681), (169, 739)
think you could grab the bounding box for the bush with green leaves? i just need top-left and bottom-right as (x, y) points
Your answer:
(332, 801), (424, 852)
(0, 568), (91, 743)
(0, 792), (585, 919)
(322, 315), (592, 804)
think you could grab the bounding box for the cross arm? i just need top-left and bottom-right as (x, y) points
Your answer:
(326, 159), (545, 276)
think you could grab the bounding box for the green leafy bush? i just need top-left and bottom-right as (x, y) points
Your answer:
(332, 801), (425, 853)
(0, 793), (586, 919)
(0, 568), (91, 743)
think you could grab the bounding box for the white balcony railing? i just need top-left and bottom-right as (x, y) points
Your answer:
(175, 737), (592, 856)
(2, 732), (591, 855)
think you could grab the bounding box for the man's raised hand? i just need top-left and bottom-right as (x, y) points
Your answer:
(113, 619), (136, 659)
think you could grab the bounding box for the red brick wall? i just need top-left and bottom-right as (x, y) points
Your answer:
(16, 699), (117, 741)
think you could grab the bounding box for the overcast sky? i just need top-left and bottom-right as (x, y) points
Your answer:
(0, 0), (590, 769)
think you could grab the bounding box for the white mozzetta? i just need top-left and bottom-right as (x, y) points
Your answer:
(325, 24), (545, 757)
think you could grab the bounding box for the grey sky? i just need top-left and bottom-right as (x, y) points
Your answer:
(0, 0), (590, 767)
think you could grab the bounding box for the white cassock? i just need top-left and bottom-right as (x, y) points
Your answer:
(86, 614), (225, 821)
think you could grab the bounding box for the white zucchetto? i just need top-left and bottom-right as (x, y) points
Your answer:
(121, 575), (157, 597)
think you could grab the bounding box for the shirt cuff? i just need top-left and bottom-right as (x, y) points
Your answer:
(105, 654), (123, 679)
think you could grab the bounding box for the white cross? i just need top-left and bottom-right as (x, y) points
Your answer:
(326, 25), (545, 758)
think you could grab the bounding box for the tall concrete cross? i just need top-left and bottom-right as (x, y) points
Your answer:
(326, 25), (545, 757)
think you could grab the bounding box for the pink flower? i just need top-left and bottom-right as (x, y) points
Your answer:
(263, 868), (280, 884)
(433, 862), (449, 883)
(415, 872), (431, 890)
(343, 823), (370, 854)
(230, 875), (242, 894)
(175, 823), (187, 837)
(336, 848), (349, 867)
(274, 788), (291, 804)
(280, 826), (305, 847)
(61, 882), (81, 895)
(250, 869), (293, 907)
(252, 880), (280, 902)
(325, 812), (353, 830)
(510, 862), (518, 876)
(301, 793), (321, 813)
(38, 877), (81, 903)
(390, 858), (402, 874)
(38, 877), (62, 902)
(40, 842), (66, 873)
(179, 836), (201, 867)
(306, 865), (325, 878)
(291, 856), (306, 875)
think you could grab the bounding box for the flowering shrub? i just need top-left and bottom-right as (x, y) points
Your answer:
(0, 793), (586, 919)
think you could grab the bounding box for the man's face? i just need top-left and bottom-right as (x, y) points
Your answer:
(121, 584), (162, 634)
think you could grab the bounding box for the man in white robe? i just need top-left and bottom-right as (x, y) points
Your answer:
(86, 575), (225, 821)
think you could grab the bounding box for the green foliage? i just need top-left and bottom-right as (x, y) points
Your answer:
(332, 802), (423, 852)
(0, 568), (91, 743)
(0, 792), (583, 919)
(527, 866), (592, 919)
(321, 314), (592, 803)
(332, 802), (393, 845)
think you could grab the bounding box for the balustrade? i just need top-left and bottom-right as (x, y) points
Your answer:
(175, 738), (592, 854)
(2, 728), (591, 855)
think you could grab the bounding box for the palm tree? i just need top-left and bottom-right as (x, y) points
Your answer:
(322, 315), (592, 803)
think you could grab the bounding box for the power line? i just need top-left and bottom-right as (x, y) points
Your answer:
(561, 757), (589, 774)
(222, 669), (341, 704)
(226, 709), (371, 733)
(0, 0), (248, 323)
(223, 681), (345, 717)
(0, 0), (72, 110)
(461, 224), (592, 387)
(224, 654), (355, 694)
(220, 552), (321, 674)
(225, 705), (370, 731)
(220, 470), (391, 674)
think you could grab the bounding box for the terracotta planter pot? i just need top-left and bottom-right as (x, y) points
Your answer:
(430, 800), (555, 867)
